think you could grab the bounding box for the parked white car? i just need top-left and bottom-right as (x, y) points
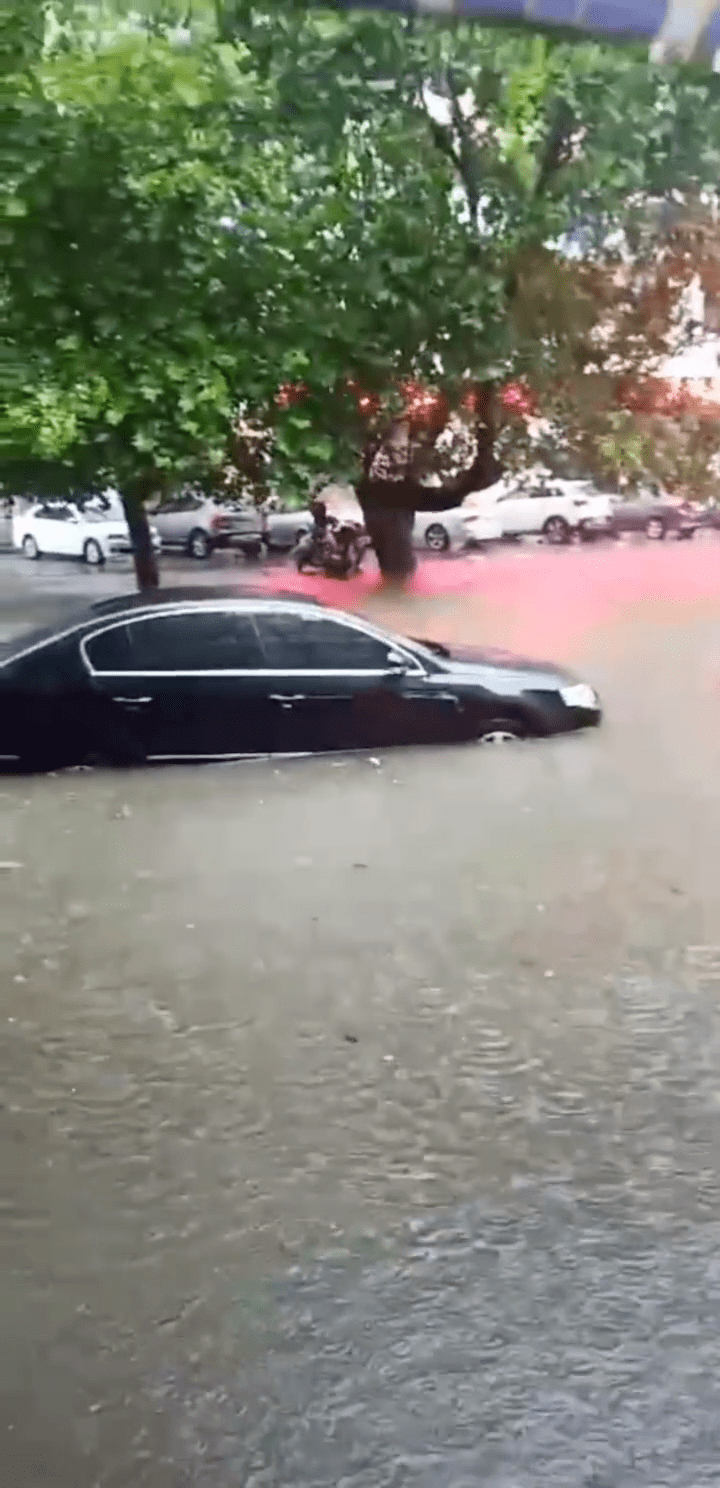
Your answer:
(467, 478), (612, 544)
(13, 500), (161, 565)
(416, 506), (503, 552)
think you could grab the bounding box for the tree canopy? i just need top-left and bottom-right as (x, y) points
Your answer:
(5, 1), (720, 579)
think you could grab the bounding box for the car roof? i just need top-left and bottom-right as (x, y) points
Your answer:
(88, 585), (325, 617)
(0, 586), (327, 666)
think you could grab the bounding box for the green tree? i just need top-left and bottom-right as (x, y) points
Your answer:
(2, 14), (275, 584)
(6, 1), (720, 584)
(196, 4), (720, 572)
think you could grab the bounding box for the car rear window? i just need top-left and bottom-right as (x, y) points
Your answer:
(85, 610), (265, 672)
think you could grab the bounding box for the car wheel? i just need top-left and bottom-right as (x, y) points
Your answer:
(188, 528), (211, 560)
(22, 534), (40, 560)
(424, 522), (450, 552)
(476, 718), (527, 744)
(677, 527), (695, 540)
(83, 744), (146, 769)
(645, 517), (666, 540)
(84, 726), (147, 768)
(83, 538), (104, 566)
(542, 515), (571, 545)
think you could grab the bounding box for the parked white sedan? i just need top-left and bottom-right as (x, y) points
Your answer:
(13, 500), (161, 565)
(417, 506), (503, 552)
(467, 478), (612, 544)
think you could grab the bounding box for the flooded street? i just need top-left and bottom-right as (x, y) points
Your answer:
(4, 550), (720, 1484)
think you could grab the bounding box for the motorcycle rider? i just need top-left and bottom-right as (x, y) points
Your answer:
(294, 496), (367, 576)
(309, 497), (329, 543)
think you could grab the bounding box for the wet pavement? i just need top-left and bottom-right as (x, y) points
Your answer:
(4, 546), (720, 1484)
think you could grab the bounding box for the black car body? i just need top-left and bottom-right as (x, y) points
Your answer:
(0, 588), (601, 770)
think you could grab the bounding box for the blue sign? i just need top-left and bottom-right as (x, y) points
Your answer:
(327, 0), (720, 60)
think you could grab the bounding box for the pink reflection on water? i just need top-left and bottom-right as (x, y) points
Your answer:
(258, 541), (720, 655)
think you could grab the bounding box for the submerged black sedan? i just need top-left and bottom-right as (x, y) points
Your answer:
(0, 587), (601, 770)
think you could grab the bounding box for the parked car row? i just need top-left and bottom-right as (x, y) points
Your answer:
(3, 492), (502, 564)
(4, 488), (720, 568)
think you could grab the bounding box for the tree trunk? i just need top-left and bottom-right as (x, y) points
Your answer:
(121, 486), (160, 591)
(358, 501), (417, 584)
(355, 383), (502, 583)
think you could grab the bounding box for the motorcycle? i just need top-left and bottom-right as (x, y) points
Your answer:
(292, 518), (370, 578)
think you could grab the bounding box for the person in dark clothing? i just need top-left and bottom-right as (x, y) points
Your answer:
(310, 498), (328, 537)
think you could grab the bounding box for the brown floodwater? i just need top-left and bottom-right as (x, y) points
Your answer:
(3, 553), (720, 1484)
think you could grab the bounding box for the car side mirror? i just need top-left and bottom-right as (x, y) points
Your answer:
(385, 650), (409, 675)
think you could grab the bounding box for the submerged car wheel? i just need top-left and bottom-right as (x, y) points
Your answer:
(22, 534), (40, 559)
(645, 516), (666, 540)
(83, 538), (104, 566)
(542, 515), (571, 545)
(424, 522), (450, 552)
(477, 718), (526, 744)
(83, 729), (147, 769)
(188, 528), (211, 559)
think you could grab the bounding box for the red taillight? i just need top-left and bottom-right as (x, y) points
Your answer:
(211, 515), (233, 531)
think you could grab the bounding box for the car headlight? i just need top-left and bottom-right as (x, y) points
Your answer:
(559, 682), (599, 710)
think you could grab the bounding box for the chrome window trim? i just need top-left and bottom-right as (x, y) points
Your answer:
(80, 602), (426, 679)
(85, 668), (407, 679)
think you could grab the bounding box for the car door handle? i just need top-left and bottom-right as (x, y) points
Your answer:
(112, 696), (153, 705)
(269, 693), (305, 702)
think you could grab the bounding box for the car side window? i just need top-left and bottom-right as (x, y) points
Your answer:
(85, 611), (265, 672)
(84, 623), (135, 672)
(42, 505), (73, 521)
(255, 613), (395, 670)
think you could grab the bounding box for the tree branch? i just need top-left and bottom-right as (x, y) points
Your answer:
(427, 116), (462, 177)
(534, 98), (575, 199)
(357, 386), (502, 512)
(446, 67), (482, 223)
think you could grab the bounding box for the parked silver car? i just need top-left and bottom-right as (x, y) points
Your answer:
(262, 505), (312, 552)
(152, 492), (263, 560)
(0, 498), (12, 550)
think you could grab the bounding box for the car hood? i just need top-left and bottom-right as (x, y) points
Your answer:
(411, 638), (577, 687)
